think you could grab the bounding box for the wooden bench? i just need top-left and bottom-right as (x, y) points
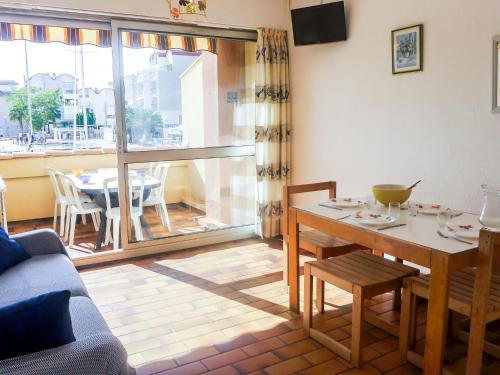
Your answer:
(304, 250), (419, 367)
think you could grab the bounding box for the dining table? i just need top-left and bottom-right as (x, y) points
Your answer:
(287, 201), (481, 375)
(67, 169), (160, 249)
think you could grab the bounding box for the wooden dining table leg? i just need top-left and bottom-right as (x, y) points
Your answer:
(288, 208), (300, 313)
(424, 252), (450, 375)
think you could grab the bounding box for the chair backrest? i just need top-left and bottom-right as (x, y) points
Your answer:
(103, 177), (117, 214)
(282, 181), (337, 240)
(153, 162), (170, 199)
(128, 175), (145, 214)
(46, 167), (64, 201)
(58, 173), (85, 211)
(103, 175), (146, 215)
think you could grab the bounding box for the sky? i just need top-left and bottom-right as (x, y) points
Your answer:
(0, 39), (160, 90)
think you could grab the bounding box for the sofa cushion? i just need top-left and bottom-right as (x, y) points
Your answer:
(0, 227), (31, 274)
(0, 290), (76, 360)
(69, 296), (112, 339)
(0, 254), (89, 307)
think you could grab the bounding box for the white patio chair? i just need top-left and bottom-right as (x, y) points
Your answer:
(58, 173), (102, 247)
(103, 175), (145, 250)
(143, 162), (172, 231)
(46, 167), (91, 237)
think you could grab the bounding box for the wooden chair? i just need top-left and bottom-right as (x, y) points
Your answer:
(400, 229), (500, 374)
(283, 181), (362, 311)
(304, 250), (419, 367)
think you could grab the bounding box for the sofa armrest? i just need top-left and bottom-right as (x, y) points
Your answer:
(11, 229), (68, 257)
(0, 333), (133, 375)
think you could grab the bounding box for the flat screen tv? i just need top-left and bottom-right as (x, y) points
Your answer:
(291, 1), (347, 46)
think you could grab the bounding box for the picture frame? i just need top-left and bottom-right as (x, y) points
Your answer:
(392, 24), (423, 74)
(493, 36), (500, 113)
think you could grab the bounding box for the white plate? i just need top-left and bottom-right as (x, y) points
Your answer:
(352, 211), (396, 226)
(412, 203), (443, 215)
(330, 198), (365, 208)
(448, 225), (480, 240)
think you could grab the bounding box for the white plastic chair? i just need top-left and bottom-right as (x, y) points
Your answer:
(58, 173), (102, 247)
(143, 162), (172, 231)
(103, 175), (145, 250)
(46, 167), (91, 237)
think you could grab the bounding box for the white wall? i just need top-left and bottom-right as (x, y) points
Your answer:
(289, 0), (500, 213)
(0, 0), (288, 29)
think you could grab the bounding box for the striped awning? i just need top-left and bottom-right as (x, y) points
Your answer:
(0, 22), (218, 54)
(121, 31), (217, 53)
(0, 22), (112, 47)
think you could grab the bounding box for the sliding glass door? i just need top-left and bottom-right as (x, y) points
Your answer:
(111, 20), (257, 250)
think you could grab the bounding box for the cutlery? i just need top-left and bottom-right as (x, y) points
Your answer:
(377, 223), (407, 231)
(337, 214), (351, 221)
(451, 212), (463, 218)
(318, 203), (343, 211)
(407, 180), (422, 190)
(437, 230), (473, 245)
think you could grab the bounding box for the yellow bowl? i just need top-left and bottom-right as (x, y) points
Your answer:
(372, 184), (412, 206)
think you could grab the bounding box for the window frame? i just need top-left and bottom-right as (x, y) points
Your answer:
(0, 10), (259, 260)
(111, 19), (258, 251)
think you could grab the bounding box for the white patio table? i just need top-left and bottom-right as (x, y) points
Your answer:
(67, 169), (160, 249)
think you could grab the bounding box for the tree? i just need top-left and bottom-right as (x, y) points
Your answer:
(7, 87), (62, 133)
(7, 87), (30, 135)
(30, 89), (62, 132)
(125, 106), (164, 144)
(76, 108), (96, 126)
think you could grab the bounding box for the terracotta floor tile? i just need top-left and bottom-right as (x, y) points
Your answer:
(233, 352), (281, 373)
(263, 356), (311, 375)
(370, 350), (407, 373)
(299, 358), (348, 375)
(156, 361), (208, 375)
(174, 346), (220, 366)
(201, 349), (248, 370)
(302, 347), (336, 365)
(203, 365), (239, 375)
(241, 337), (285, 357)
(273, 339), (320, 360)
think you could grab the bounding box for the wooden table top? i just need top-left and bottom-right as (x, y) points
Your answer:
(294, 203), (479, 255)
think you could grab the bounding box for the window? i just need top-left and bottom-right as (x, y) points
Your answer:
(0, 23), (114, 151)
(121, 33), (256, 151)
(0, 16), (257, 259)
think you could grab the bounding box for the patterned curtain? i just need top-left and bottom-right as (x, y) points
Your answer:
(255, 28), (290, 238)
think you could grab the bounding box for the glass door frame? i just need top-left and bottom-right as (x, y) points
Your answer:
(111, 19), (258, 251)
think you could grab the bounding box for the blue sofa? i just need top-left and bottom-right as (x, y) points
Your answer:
(0, 229), (131, 375)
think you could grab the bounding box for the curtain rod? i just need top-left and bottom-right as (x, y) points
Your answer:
(0, 2), (258, 34)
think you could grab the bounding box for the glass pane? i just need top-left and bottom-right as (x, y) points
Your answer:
(126, 156), (256, 242)
(0, 39), (115, 152)
(121, 33), (256, 151)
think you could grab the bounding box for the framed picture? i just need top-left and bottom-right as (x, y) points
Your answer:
(493, 36), (500, 113)
(392, 24), (423, 74)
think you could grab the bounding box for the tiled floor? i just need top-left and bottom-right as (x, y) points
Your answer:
(79, 239), (429, 375)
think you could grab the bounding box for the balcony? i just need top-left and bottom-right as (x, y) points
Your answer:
(0, 148), (255, 259)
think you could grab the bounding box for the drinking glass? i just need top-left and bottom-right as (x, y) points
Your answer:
(388, 202), (401, 221)
(366, 194), (377, 211)
(408, 201), (418, 217)
(437, 208), (453, 230)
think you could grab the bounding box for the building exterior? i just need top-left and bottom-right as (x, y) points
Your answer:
(29, 73), (77, 123)
(0, 80), (20, 137)
(124, 50), (199, 128)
